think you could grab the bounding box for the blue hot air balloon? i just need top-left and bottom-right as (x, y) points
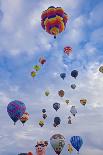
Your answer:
(70, 136), (83, 153)
(53, 103), (60, 111)
(71, 70), (78, 79)
(60, 73), (66, 80)
(7, 100), (26, 125)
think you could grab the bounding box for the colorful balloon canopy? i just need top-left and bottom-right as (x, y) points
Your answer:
(45, 91), (50, 96)
(33, 65), (41, 71)
(7, 100), (26, 124)
(54, 117), (61, 127)
(80, 99), (87, 106)
(20, 112), (29, 125)
(99, 66), (103, 73)
(31, 71), (36, 78)
(41, 6), (68, 38)
(50, 134), (65, 155)
(71, 70), (78, 79)
(64, 46), (72, 56)
(60, 73), (66, 80)
(70, 106), (77, 117)
(53, 103), (60, 111)
(70, 136), (83, 152)
(39, 120), (44, 127)
(39, 57), (46, 65)
(71, 84), (76, 89)
(68, 144), (73, 154)
(58, 90), (64, 97)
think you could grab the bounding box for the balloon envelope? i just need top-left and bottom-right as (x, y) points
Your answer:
(70, 136), (83, 152)
(60, 73), (66, 80)
(70, 106), (77, 116)
(99, 66), (103, 73)
(7, 100), (26, 124)
(50, 134), (65, 155)
(53, 103), (60, 111)
(64, 47), (72, 56)
(71, 70), (78, 79)
(71, 84), (76, 89)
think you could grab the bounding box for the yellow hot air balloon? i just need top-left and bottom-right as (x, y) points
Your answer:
(39, 120), (44, 127)
(45, 91), (50, 96)
(68, 144), (73, 154)
(99, 66), (103, 73)
(20, 112), (29, 125)
(80, 99), (87, 106)
(31, 71), (36, 78)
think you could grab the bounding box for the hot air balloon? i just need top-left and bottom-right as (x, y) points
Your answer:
(80, 99), (87, 106)
(71, 84), (76, 89)
(99, 66), (103, 73)
(41, 6), (68, 38)
(45, 91), (50, 96)
(35, 140), (48, 155)
(7, 100), (26, 125)
(54, 117), (61, 127)
(33, 65), (41, 71)
(70, 136), (83, 153)
(42, 109), (46, 113)
(39, 57), (46, 65)
(39, 120), (44, 127)
(20, 112), (29, 125)
(50, 134), (65, 155)
(68, 116), (72, 124)
(65, 100), (69, 105)
(42, 113), (47, 119)
(68, 144), (73, 154)
(18, 153), (28, 155)
(53, 103), (60, 111)
(64, 47), (72, 56)
(71, 70), (78, 79)
(31, 71), (36, 78)
(60, 73), (66, 80)
(27, 152), (33, 155)
(58, 90), (64, 97)
(70, 106), (77, 117)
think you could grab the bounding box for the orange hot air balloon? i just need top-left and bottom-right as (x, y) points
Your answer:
(64, 46), (72, 55)
(58, 90), (64, 97)
(41, 6), (68, 38)
(20, 112), (29, 125)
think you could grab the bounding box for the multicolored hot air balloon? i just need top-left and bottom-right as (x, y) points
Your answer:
(64, 47), (72, 56)
(99, 66), (103, 73)
(71, 70), (78, 79)
(68, 144), (73, 154)
(20, 112), (29, 125)
(53, 103), (60, 111)
(35, 140), (48, 155)
(31, 71), (36, 78)
(60, 73), (66, 80)
(7, 100), (26, 125)
(41, 6), (68, 38)
(39, 57), (46, 65)
(80, 99), (87, 106)
(70, 136), (83, 153)
(50, 134), (65, 155)
(58, 90), (64, 97)
(70, 106), (77, 117)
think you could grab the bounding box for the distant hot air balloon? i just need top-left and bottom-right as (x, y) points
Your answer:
(50, 134), (65, 155)
(35, 140), (48, 155)
(41, 6), (68, 38)
(65, 100), (69, 105)
(39, 57), (46, 65)
(80, 99), (87, 106)
(42, 109), (46, 113)
(64, 47), (72, 56)
(39, 120), (44, 127)
(45, 91), (50, 96)
(54, 117), (61, 127)
(58, 90), (64, 97)
(70, 106), (77, 117)
(68, 116), (72, 124)
(53, 103), (60, 111)
(42, 113), (47, 119)
(71, 84), (76, 89)
(27, 152), (33, 155)
(68, 144), (73, 154)
(33, 65), (41, 71)
(31, 71), (36, 78)
(71, 70), (78, 79)
(7, 100), (26, 125)
(99, 66), (103, 73)
(70, 136), (83, 153)
(20, 112), (29, 125)
(60, 73), (66, 80)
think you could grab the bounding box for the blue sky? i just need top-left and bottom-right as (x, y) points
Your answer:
(0, 0), (103, 154)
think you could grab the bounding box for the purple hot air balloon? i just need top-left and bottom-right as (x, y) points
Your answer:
(7, 100), (26, 125)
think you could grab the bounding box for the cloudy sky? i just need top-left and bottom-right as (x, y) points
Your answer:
(0, 0), (103, 154)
